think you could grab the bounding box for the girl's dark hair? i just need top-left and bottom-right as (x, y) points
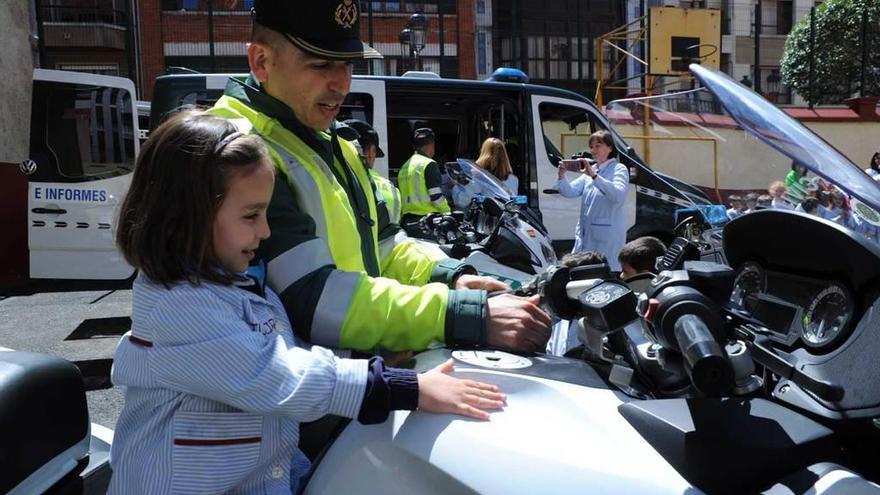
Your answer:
(589, 129), (617, 159)
(870, 152), (880, 172)
(116, 110), (271, 286)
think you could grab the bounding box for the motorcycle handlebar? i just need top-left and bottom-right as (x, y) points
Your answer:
(673, 314), (734, 396)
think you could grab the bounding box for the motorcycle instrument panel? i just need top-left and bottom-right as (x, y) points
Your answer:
(731, 263), (855, 350)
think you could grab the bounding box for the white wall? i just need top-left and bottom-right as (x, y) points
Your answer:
(0, 0), (34, 163)
(546, 118), (880, 198)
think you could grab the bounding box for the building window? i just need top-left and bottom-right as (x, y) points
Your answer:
(360, 1), (439, 13)
(56, 63), (120, 76)
(164, 56), (249, 73)
(477, 31), (488, 75)
(161, 0), (251, 11)
(476, 0), (485, 14)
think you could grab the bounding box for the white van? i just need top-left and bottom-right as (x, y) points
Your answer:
(2, 70), (708, 288)
(4, 69), (139, 286)
(151, 73), (710, 250)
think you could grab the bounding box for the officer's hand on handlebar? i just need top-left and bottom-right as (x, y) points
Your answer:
(454, 274), (510, 292)
(486, 294), (552, 353)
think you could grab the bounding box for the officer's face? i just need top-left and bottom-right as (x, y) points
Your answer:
(267, 44), (353, 131)
(364, 144), (377, 168)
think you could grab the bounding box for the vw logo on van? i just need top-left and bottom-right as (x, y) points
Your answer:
(19, 159), (37, 176)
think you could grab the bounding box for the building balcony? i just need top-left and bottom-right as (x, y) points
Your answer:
(40, 6), (129, 50)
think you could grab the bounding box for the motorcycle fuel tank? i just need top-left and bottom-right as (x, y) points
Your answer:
(305, 350), (693, 495)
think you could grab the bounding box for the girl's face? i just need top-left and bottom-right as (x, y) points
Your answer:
(212, 160), (274, 273)
(589, 139), (613, 163)
(832, 195), (844, 208)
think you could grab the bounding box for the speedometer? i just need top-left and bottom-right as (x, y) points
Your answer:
(730, 262), (766, 307)
(802, 283), (853, 348)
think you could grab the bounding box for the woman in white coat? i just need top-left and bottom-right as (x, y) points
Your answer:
(557, 130), (630, 271)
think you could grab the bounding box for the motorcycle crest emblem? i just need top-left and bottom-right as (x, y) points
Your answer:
(335, 0), (357, 29)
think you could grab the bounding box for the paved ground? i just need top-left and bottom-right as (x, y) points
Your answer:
(0, 289), (132, 429)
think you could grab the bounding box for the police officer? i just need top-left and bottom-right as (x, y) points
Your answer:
(344, 119), (401, 225)
(210, 0), (551, 353)
(398, 127), (451, 234)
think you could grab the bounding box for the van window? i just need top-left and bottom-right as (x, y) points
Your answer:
(151, 87), (225, 129)
(387, 117), (460, 182)
(31, 81), (135, 182)
(337, 92), (374, 125)
(539, 102), (601, 166)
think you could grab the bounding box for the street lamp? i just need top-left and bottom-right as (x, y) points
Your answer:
(399, 28), (413, 73)
(407, 12), (427, 70)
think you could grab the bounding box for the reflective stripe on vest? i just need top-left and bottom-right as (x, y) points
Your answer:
(262, 137), (380, 276)
(398, 153), (450, 216)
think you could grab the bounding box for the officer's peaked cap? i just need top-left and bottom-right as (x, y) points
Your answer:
(344, 119), (385, 158)
(413, 127), (435, 146)
(253, 0), (382, 60)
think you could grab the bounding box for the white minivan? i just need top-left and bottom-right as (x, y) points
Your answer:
(151, 72), (709, 250)
(3, 69), (139, 288)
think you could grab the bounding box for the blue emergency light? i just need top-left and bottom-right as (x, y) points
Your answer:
(488, 68), (529, 83)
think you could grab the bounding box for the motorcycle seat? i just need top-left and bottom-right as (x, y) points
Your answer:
(0, 351), (90, 494)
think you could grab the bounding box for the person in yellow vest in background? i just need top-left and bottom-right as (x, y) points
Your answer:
(209, 0), (551, 354)
(344, 118), (425, 267)
(343, 119), (400, 225)
(398, 128), (452, 236)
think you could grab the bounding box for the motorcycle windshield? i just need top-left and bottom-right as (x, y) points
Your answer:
(605, 65), (880, 239)
(447, 158), (513, 201)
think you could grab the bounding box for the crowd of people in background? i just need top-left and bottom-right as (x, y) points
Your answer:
(725, 160), (880, 243)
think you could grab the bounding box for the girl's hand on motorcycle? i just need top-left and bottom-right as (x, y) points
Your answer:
(417, 359), (506, 420)
(454, 274), (510, 292)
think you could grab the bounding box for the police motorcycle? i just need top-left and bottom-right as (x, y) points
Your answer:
(406, 158), (557, 288)
(303, 65), (880, 494)
(0, 348), (113, 495)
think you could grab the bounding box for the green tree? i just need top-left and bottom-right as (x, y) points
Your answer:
(780, 0), (880, 105)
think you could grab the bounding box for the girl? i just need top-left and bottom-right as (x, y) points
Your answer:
(867, 151), (880, 180)
(768, 180), (793, 210)
(109, 111), (505, 495)
(784, 162), (810, 203)
(452, 138), (519, 208)
(476, 137), (519, 195)
(556, 130), (630, 272)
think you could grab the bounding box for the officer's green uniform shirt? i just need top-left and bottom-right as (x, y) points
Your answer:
(209, 76), (486, 351)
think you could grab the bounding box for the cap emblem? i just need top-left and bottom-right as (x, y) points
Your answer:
(335, 0), (358, 29)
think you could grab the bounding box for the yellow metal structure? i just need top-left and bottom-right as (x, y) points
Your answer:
(593, 7), (723, 201)
(648, 7), (721, 76)
(594, 16), (648, 108)
(621, 134), (722, 204)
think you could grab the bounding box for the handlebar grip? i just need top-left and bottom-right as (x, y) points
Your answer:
(673, 314), (734, 396)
